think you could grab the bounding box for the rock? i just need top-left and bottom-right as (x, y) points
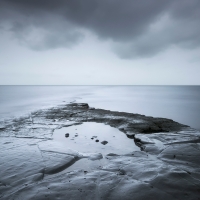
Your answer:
(117, 169), (126, 175)
(79, 152), (103, 160)
(1, 102), (200, 199)
(70, 103), (89, 109)
(95, 139), (99, 142)
(101, 141), (108, 145)
(65, 133), (69, 137)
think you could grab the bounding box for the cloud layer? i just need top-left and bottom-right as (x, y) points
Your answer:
(0, 0), (200, 58)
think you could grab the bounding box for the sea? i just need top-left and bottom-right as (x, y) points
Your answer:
(0, 85), (200, 130)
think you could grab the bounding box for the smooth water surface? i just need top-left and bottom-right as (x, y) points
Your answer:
(53, 122), (139, 172)
(53, 122), (139, 155)
(0, 85), (200, 130)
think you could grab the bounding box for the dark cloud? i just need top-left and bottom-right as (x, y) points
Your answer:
(8, 20), (84, 51)
(0, 0), (200, 58)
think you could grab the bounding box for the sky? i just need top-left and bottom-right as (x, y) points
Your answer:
(0, 0), (200, 85)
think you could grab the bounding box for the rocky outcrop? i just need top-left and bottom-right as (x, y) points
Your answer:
(0, 103), (200, 199)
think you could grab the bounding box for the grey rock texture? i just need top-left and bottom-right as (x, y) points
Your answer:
(0, 103), (200, 199)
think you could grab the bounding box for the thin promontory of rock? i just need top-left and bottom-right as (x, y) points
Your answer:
(0, 103), (200, 200)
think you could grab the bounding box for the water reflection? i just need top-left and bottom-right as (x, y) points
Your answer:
(53, 122), (139, 155)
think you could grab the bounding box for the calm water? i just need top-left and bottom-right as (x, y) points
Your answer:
(0, 86), (200, 130)
(53, 122), (139, 155)
(53, 122), (140, 171)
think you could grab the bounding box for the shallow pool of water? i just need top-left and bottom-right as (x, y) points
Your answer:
(53, 122), (140, 157)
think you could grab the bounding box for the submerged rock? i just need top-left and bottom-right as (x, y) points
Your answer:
(101, 140), (108, 145)
(65, 133), (69, 137)
(0, 102), (200, 200)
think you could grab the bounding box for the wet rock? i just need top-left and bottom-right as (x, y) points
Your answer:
(101, 141), (108, 145)
(65, 133), (69, 137)
(126, 134), (134, 139)
(106, 153), (119, 156)
(80, 152), (103, 160)
(70, 103), (89, 109)
(117, 169), (126, 175)
(1, 102), (200, 199)
(45, 155), (77, 175)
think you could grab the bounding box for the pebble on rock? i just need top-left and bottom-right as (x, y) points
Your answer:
(65, 133), (69, 137)
(101, 141), (108, 145)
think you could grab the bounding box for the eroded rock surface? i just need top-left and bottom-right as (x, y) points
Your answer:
(0, 103), (200, 199)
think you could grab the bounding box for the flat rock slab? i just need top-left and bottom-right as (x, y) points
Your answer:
(0, 103), (200, 199)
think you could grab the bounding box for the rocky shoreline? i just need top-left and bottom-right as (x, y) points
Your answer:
(0, 103), (200, 199)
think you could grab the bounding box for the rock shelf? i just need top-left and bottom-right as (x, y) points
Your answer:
(0, 103), (200, 199)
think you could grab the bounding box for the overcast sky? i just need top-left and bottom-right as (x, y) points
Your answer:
(0, 0), (200, 85)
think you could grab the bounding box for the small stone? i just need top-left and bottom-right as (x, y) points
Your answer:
(101, 141), (108, 145)
(95, 140), (99, 142)
(91, 138), (94, 140)
(118, 169), (126, 175)
(65, 133), (69, 137)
